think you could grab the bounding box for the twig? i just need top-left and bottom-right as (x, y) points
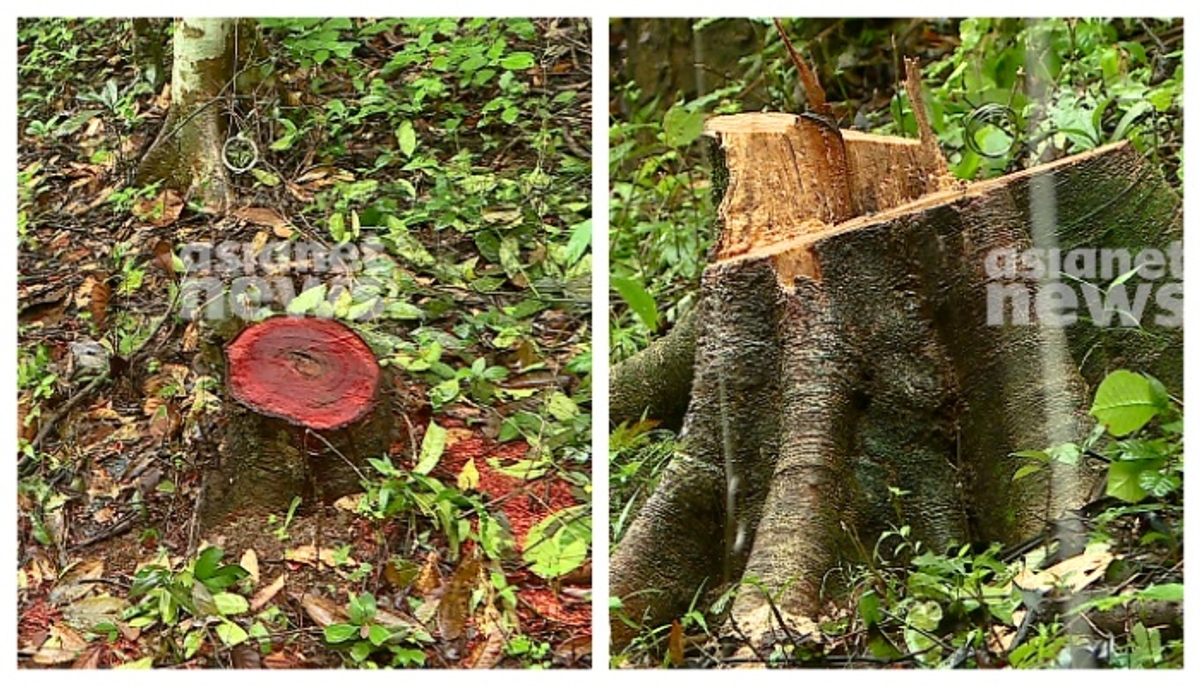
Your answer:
(67, 513), (139, 551)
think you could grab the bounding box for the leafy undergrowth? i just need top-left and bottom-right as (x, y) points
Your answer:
(614, 370), (1183, 669)
(18, 18), (592, 668)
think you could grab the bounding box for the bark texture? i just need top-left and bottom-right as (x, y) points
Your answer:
(610, 112), (1182, 649)
(137, 18), (236, 213)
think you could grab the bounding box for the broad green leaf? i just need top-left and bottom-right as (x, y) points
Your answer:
(499, 52), (535, 70)
(612, 276), (658, 331)
(213, 592), (249, 616)
(414, 421), (446, 475)
(324, 623), (359, 644)
(397, 120), (417, 157)
(286, 283), (328, 315)
(1107, 459), (1162, 503)
(663, 105), (705, 148)
(546, 392), (579, 421)
(115, 656), (155, 669)
(194, 546), (224, 581)
(215, 620), (249, 647)
(1091, 370), (1159, 436)
(523, 505), (590, 578)
(368, 623), (391, 647)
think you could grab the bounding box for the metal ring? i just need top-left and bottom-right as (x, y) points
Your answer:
(222, 134), (259, 174)
(964, 103), (1020, 158)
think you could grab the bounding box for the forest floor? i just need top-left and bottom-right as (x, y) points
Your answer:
(18, 18), (592, 669)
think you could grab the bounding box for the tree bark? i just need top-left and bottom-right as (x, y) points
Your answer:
(199, 317), (402, 528)
(610, 112), (1182, 650)
(137, 18), (237, 213)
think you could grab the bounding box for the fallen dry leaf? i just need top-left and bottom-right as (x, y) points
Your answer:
(296, 592), (347, 628)
(250, 573), (287, 612)
(232, 206), (294, 238)
(413, 550), (443, 597)
(151, 239), (176, 276)
(1013, 542), (1115, 595)
(437, 553), (481, 641)
(463, 629), (506, 669)
(285, 545), (354, 568)
(240, 549), (260, 584)
(32, 623), (88, 665)
(333, 493), (365, 512)
(50, 559), (105, 605)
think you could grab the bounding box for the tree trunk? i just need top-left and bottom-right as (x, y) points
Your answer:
(199, 317), (402, 528)
(137, 18), (236, 213)
(610, 112), (1182, 649)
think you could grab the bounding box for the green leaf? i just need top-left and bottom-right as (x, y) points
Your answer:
(324, 623), (359, 644)
(1136, 583), (1183, 603)
(250, 168), (281, 187)
(182, 629), (204, 659)
(500, 52), (535, 70)
(215, 620), (249, 647)
(858, 590), (882, 627)
(546, 392), (579, 421)
(349, 593), (377, 625)
(287, 284), (328, 315)
(385, 301), (424, 320)
(522, 505), (590, 579)
(1107, 459), (1162, 503)
(1046, 442), (1081, 466)
(1091, 370), (1159, 436)
(115, 656), (155, 669)
(612, 276), (658, 331)
(397, 120), (417, 157)
(368, 623), (391, 647)
(414, 421), (446, 475)
(906, 600), (942, 631)
(663, 105), (705, 148)
(1138, 469), (1180, 498)
(1012, 464), (1044, 481)
(328, 212), (346, 242)
(213, 592), (249, 616)
(194, 546), (223, 581)
(350, 640), (373, 662)
(565, 219), (591, 265)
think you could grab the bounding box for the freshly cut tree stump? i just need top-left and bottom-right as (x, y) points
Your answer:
(200, 317), (399, 527)
(610, 108), (1182, 650)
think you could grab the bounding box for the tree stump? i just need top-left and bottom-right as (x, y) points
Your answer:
(610, 110), (1182, 648)
(200, 317), (398, 528)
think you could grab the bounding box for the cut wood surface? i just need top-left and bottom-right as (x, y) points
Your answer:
(226, 316), (380, 430)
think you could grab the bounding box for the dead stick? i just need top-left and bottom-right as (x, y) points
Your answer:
(773, 18), (831, 118)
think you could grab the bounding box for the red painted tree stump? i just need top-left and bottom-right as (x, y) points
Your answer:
(200, 317), (402, 527)
(226, 317), (380, 430)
